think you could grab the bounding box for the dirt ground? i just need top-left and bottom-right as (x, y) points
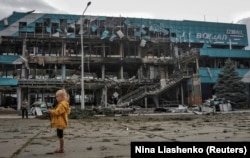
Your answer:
(0, 111), (250, 158)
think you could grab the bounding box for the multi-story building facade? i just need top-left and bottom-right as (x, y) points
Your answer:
(0, 11), (249, 109)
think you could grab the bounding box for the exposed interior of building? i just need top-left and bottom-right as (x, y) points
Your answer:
(0, 11), (250, 110)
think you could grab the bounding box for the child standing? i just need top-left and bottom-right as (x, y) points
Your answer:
(47, 89), (70, 153)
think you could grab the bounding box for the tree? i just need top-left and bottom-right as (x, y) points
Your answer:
(214, 58), (247, 108)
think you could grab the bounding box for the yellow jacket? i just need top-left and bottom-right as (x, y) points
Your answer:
(50, 100), (70, 130)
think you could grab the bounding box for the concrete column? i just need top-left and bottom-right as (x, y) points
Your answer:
(138, 46), (141, 58)
(137, 46), (142, 82)
(21, 64), (26, 79)
(181, 84), (184, 105)
(138, 66), (143, 82)
(196, 57), (199, 74)
(159, 66), (165, 79)
(22, 39), (27, 56)
(144, 97), (148, 109)
(149, 66), (155, 79)
(54, 64), (57, 78)
(102, 86), (107, 108)
(120, 65), (124, 80)
(101, 64), (105, 80)
(191, 76), (202, 105)
(120, 42), (124, 80)
(21, 39), (27, 79)
(166, 66), (169, 79)
(61, 65), (66, 80)
(33, 47), (37, 55)
(17, 87), (22, 110)
(120, 42), (124, 57)
(102, 43), (106, 57)
(62, 42), (66, 56)
(41, 89), (44, 102)
(153, 95), (159, 108)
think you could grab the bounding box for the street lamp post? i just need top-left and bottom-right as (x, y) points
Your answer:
(81, 1), (91, 109)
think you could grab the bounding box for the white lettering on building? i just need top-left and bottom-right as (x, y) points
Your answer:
(196, 33), (228, 41)
(226, 29), (243, 35)
(226, 29), (244, 37)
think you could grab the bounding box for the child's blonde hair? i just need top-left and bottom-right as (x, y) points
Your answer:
(56, 89), (70, 102)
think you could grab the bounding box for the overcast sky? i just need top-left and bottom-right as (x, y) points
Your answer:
(1, 0), (250, 23)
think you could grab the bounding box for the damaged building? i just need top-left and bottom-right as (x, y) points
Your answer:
(0, 11), (250, 110)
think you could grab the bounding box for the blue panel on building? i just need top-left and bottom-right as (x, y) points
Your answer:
(199, 68), (250, 83)
(0, 55), (22, 64)
(0, 12), (27, 31)
(200, 48), (250, 58)
(0, 78), (18, 86)
(1, 12), (248, 47)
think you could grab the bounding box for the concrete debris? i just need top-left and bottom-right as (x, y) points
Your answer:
(172, 105), (188, 113)
(192, 96), (234, 115)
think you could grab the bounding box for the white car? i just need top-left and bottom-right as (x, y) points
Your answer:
(29, 101), (53, 115)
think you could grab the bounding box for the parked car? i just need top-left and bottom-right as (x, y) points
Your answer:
(29, 101), (53, 115)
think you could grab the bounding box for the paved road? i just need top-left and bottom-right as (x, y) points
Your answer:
(0, 115), (134, 158)
(1, 111), (250, 158)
